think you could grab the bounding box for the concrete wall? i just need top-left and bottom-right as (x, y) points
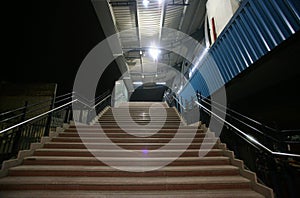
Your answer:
(113, 80), (128, 107)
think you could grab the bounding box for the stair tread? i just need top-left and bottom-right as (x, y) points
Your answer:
(10, 165), (238, 172)
(53, 137), (216, 139)
(65, 128), (203, 131)
(0, 104), (272, 197)
(34, 149), (220, 152)
(0, 175), (250, 185)
(0, 189), (265, 198)
(45, 142), (218, 146)
(25, 156), (229, 161)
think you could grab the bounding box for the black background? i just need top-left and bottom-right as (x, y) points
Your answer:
(1, 0), (121, 95)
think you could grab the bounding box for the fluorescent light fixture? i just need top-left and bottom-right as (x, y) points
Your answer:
(123, 76), (130, 80)
(156, 82), (166, 85)
(143, 0), (150, 7)
(133, 82), (143, 85)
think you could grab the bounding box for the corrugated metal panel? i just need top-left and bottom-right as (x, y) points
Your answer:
(180, 0), (300, 100)
(164, 5), (183, 28)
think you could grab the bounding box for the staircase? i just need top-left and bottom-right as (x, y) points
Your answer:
(0, 102), (273, 197)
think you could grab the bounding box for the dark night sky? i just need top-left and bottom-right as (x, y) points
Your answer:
(1, 0), (121, 95)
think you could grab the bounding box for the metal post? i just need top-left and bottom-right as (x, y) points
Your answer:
(197, 91), (203, 123)
(45, 87), (57, 136)
(64, 106), (71, 123)
(12, 101), (28, 156)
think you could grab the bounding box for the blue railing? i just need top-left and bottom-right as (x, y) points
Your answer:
(180, 0), (300, 99)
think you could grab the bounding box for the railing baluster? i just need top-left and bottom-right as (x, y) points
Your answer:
(0, 91), (112, 164)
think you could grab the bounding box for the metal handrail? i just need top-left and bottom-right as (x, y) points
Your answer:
(0, 100), (76, 134)
(74, 90), (110, 105)
(0, 91), (109, 122)
(0, 106), (27, 117)
(0, 93), (71, 119)
(172, 96), (186, 110)
(93, 94), (111, 109)
(198, 93), (278, 132)
(0, 92), (112, 135)
(200, 98), (280, 143)
(195, 101), (300, 158)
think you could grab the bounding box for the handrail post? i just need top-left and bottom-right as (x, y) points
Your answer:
(196, 91), (203, 123)
(11, 101), (28, 156)
(44, 89), (56, 136)
(64, 105), (71, 123)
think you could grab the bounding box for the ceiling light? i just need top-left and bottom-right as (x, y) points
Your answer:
(143, 0), (150, 7)
(133, 82), (143, 85)
(149, 45), (161, 60)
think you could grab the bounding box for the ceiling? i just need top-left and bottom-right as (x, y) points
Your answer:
(92, 0), (208, 92)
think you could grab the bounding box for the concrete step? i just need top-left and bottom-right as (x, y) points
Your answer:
(64, 128), (204, 133)
(0, 104), (272, 198)
(68, 125), (201, 130)
(23, 156), (231, 166)
(32, 149), (223, 157)
(50, 137), (218, 143)
(116, 102), (169, 107)
(98, 120), (182, 123)
(9, 165), (240, 177)
(99, 116), (181, 119)
(43, 142), (219, 150)
(0, 175), (251, 191)
(58, 132), (213, 138)
(0, 189), (265, 198)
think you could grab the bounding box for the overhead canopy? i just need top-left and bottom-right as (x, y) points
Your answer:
(92, 0), (208, 92)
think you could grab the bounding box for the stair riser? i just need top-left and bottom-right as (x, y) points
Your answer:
(50, 138), (217, 144)
(68, 126), (202, 130)
(9, 170), (239, 177)
(23, 159), (230, 166)
(0, 183), (250, 191)
(99, 117), (181, 120)
(33, 150), (223, 157)
(63, 130), (204, 135)
(93, 126), (183, 129)
(43, 144), (218, 150)
(58, 133), (211, 138)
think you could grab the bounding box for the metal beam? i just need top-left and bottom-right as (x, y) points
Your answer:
(169, 0), (189, 6)
(134, 0), (143, 78)
(109, 1), (136, 7)
(159, 0), (168, 41)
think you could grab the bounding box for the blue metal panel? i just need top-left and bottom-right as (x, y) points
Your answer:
(232, 17), (255, 64)
(225, 30), (244, 73)
(180, 0), (300, 100)
(286, 0), (300, 22)
(222, 36), (240, 77)
(258, 1), (286, 41)
(218, 39), (235, 79)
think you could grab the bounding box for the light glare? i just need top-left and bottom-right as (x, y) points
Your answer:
(143, 0), (150, 7)
(149, 46), (161, 60)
